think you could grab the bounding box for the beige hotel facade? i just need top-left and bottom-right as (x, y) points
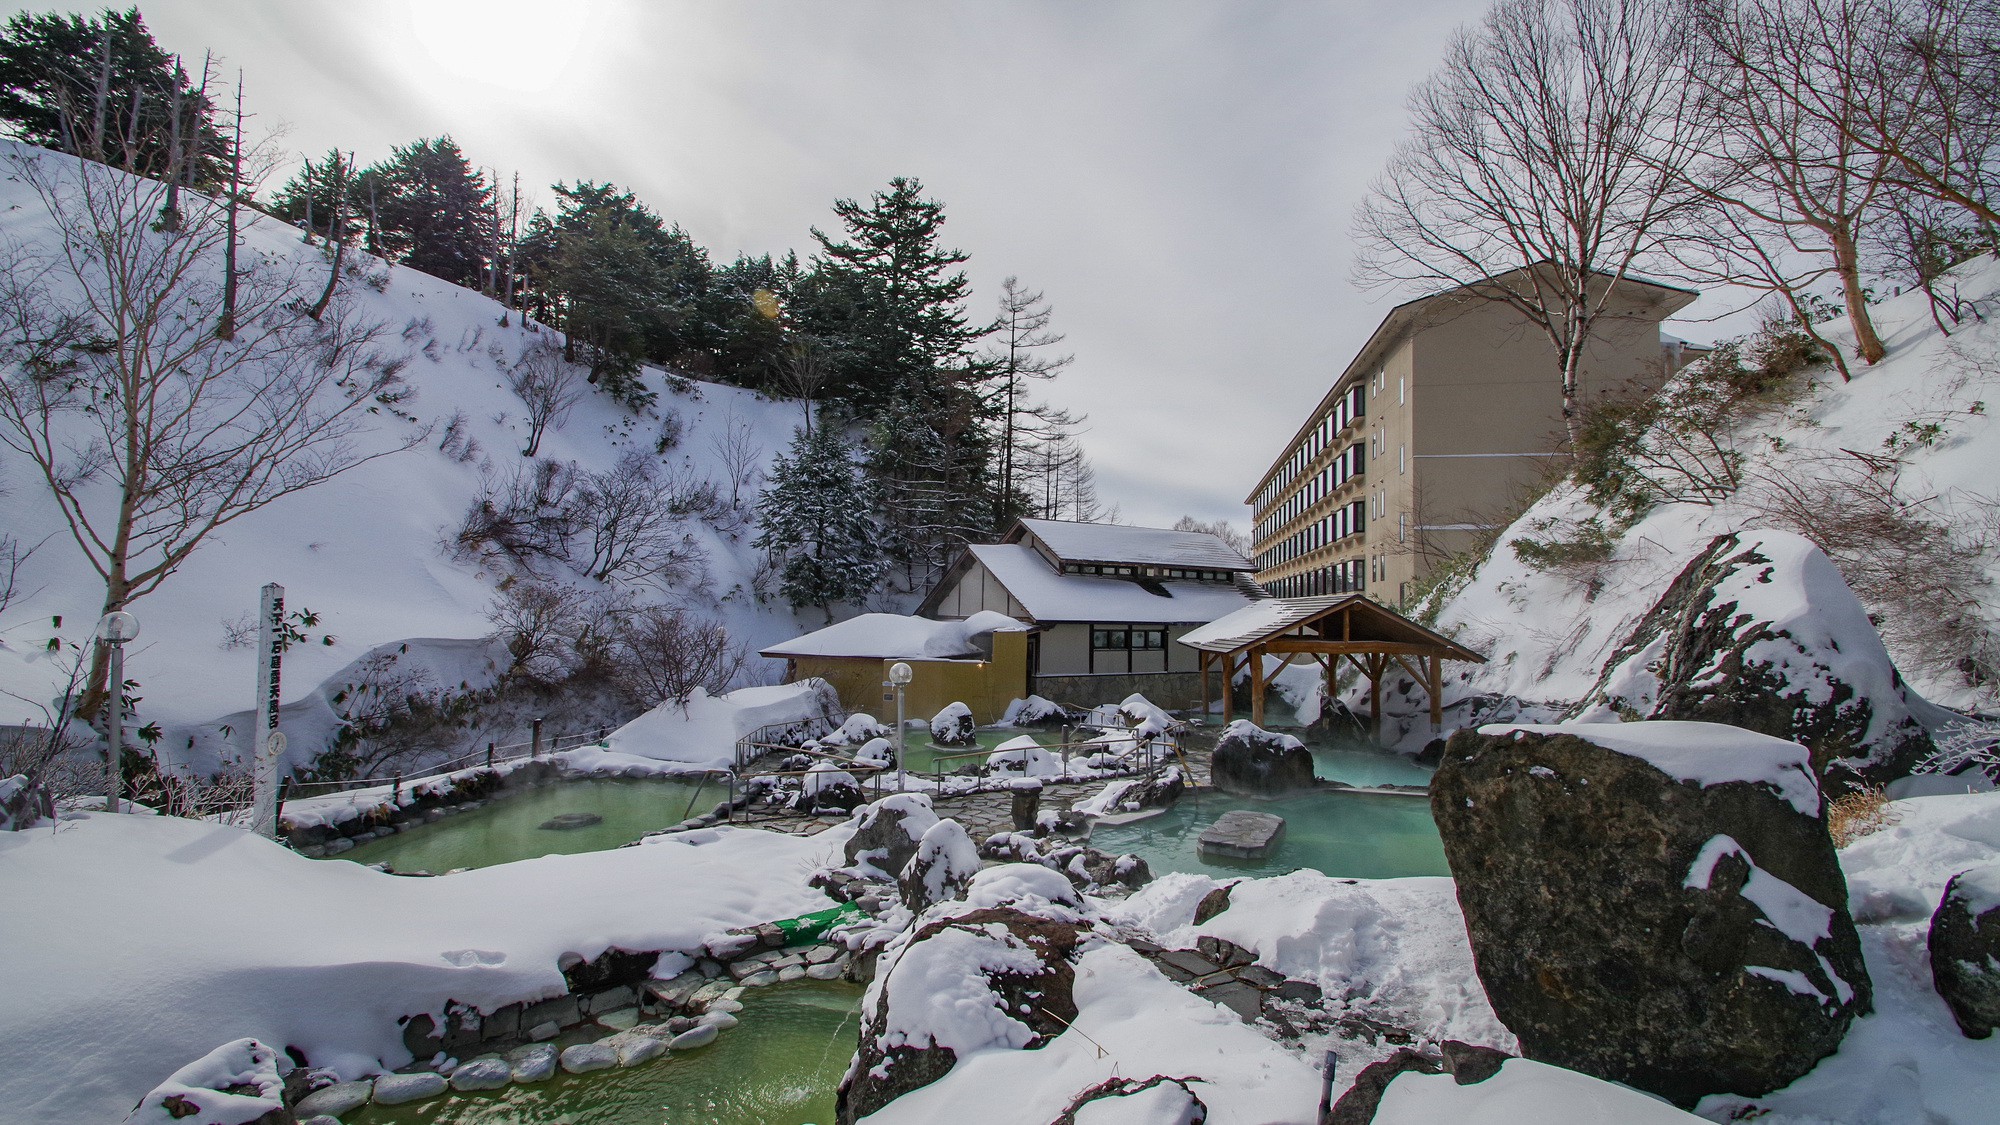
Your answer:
(1246, 269), (1700, 606)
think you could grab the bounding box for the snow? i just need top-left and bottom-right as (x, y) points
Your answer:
(1374, 1058), (1705, 1124)
(760, 610), (1026, 660)
(123, 1038), (288, 1125)
(0, 811), (846, 1123)
(987, 734), (1065, 779)
(909, 820), (981, 902)
(999, 695), (1069, 725)
(804, 759), (859, 796)
(1948, 863), (2000, 918)
(858, 942), (1322, 1125)
(597, 681), (837, 771)
(966, 543), (1259, 624)
(1482, 720), (1823, 817)
(1684, 834), (1854, 1006)
(0, 141), (841, 776)
(1016, 518), (1252, 570)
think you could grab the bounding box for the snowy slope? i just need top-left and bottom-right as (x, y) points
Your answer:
(0, 142), (845, 772)
(1425, 254), (2000, 728)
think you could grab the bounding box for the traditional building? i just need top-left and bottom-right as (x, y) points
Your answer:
(1246, 268), (1699, 605)
(918, 518), (1264, 709)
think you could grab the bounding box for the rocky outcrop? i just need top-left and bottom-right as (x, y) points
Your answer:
(1572, 531), (1938, 792)
(836, 894), (1090, 1124)
(1430, 721), (1870, 1106)
(899, 819), (980, 912)
(930, 702), (976, 746)
(843, 793), (941, 879)
(1929, 865), (2000, 1038)
(1209, 721), (1314, 795)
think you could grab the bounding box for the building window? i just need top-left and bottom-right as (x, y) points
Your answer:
(1399, 444), (1406, 474)
(1093, 627), (1164, 651)
(1398, 375), (1405, 406)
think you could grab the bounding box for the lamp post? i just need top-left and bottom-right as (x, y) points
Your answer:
(96, 610), (140, 814)
(889, 662), (913, 792)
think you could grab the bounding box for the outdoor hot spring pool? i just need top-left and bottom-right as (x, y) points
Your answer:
(1088, 732), (1449, 881)
(335, 777), (716, 872)
(347, 981), (864, 1125)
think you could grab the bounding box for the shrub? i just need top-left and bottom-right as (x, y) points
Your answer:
(1827, 786), (1898, 847)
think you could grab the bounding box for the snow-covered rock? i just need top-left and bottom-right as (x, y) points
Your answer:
(929, 701), (976, 746)
(1571, 530), (1941, 791)
(121, 1038), (288, 1125)
(1432, 721), (1869, 1106)
(1929, 864), (2000, 1039)
(1209, 720), (1313, 795)
(842, 793), (941, 880)
(899, 818), (980, 912)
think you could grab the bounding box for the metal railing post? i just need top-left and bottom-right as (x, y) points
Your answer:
(486, 742), (495, 769)
(531, 718), (543, 758)
(392, 774), (402, 804)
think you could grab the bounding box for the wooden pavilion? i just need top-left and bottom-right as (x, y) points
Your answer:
(1179, 595), (1487, 737)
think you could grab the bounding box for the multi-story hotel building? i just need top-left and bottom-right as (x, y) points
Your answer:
(1246, 269), (1699, 605)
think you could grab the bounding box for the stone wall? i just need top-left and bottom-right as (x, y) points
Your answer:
(1031, 672), (1204, 711)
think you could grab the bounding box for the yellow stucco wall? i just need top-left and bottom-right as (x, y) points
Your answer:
(779, 630), (1031, 726)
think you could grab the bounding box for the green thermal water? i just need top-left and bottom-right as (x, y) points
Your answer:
(1091, 789), (1447, 880)
(337, 778), (712, 872)
(1091, 739), (1445, 880)
(349, 982), (864, 1125)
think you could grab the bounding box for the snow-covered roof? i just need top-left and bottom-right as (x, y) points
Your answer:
(1180, 596), (1354, 651)
(1014, 518), (1252, 571)
(760, 610), (1026, 661)
(1179, 594), (1486, 660)
(969, 544), (1259, 624)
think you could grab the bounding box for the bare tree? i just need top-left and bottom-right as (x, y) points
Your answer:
(508, 342), (586, 456)
(1844, 0), (2000, 231)
(982, 277), (1073, 520)
(572, 454), (712, 588)
(612, 606), (745, 712)
(1682, 0), (1899, 367)
(1170, 515), (1251, 557)
(1353, 0), (1702, 447)
(707, 408), (763, 511)
(774, 340), (829, 433)
(486, 580), (589, 685)
(307, 150), (355, 322)
(0, 149), (421, 719)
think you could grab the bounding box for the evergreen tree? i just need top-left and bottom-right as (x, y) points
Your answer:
(268, 148), (349, 237)
(808, 175), (985, 409)
(701, 251), (802, 391)
(755, 426), (885, 620)
(0, 7), (225, 183)
(361, 136), (494, 288)
(866, 393), (997, 587)
(518, 181), (711, 402)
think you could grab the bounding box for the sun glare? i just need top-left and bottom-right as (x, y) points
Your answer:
(408, 0), (593, 94)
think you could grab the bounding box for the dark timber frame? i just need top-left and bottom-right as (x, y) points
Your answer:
(1181, 595), (1486, 738)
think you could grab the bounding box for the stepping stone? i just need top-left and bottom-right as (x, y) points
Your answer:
(449, 1056), (512, 1092)
(597, 1008), (640, 1030)
(506, 1044), (558, 1083)
(372, 1072), (448, 1105)
(1197, 811), (1285, 860)
(560, 1043), (618, 1074)
(295, 1080), (373, 1118)
(1156, 950), (1223, 980)
(1197, 979), (1267, 1023)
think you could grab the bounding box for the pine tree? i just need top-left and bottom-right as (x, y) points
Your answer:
(0, 8), (226, 183)
(755, 426), (885, 620)
(361, 136), (494, 288)
(808, 176), (984, 409)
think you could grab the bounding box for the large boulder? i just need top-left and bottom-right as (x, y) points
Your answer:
(837, 865), (1090, 1123)
(1430, 721), (1870, 1106)
(930, 702), (976, 746)
(842, 793), (942, 879)
(1209, 720), (1314, 795)
(1929, 865), (2000, 1038)
(898, 818), (980, 912)
(1572, 530), (1940, 793)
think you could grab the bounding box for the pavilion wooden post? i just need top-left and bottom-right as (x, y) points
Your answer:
(1222, 653), (1237, 724)
(1367, 653), (1386, 742)
(1428, 654), (1444, 734)
(1250, 645), (1267, 728)
(1199, 652), (1210, 722)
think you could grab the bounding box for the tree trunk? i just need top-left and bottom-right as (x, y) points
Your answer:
(1832, 230), (1887, 366)
(217, 78), (243, 340)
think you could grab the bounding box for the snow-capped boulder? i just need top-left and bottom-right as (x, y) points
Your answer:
(799, 760), (863, 815)
(1572, 531), (1938, 792)
(0, 772), (51, 832)
(842, 793), (941, 879)
(122, 1037), (291, 1125)
(1209, 721), (1314, 795)
(823, 713), (892, 746)
(836, 884), (1094, 1123)
(1929, 865), (2000, 1038)
(987, 735), (1063, 778)
(1001, 695), (1081, 728)
(899, 818), (980, 911)
(1430, 721), (1870, 1106)
(929, 702), (976, 746)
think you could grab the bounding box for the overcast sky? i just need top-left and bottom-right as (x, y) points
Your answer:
(23, 0), (1728, 530)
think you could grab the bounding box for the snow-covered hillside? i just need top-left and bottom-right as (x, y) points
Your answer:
(1417, 255), (2000, 738)
(0, 142), (845, 773)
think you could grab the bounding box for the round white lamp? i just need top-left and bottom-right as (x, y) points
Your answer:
(95, 610), (141, 813)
